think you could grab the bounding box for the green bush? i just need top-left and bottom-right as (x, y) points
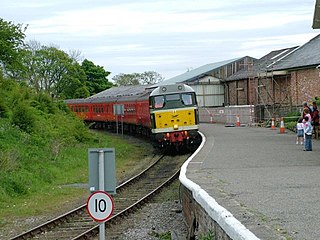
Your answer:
(30, 93), (57, 114)
(0, 98), (9, 118)
(313, 96), (320, 106)
(11, 102), (36, 133)
(0, 171), (32, 197)
(199, 230), (215, 240)
(285, 121), (297, 132)
(284, 111), (300, 123)
(0, 149), (19, 172)
(56, 100), (71, 113)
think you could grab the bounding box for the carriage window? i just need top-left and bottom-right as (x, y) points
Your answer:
(154, 96), (164, 109)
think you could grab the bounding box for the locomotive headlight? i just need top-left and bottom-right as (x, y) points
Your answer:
(173, 124), (178, 130)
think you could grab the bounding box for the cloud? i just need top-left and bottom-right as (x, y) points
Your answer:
(26, 0), (312, 38)
(239, 33), (319, 52)
(1, 0), (318, 80)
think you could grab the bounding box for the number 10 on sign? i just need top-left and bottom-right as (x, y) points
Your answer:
(86, 191), (114, 222)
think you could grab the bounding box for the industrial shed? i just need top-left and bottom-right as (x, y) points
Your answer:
(160, 56), (255, 107)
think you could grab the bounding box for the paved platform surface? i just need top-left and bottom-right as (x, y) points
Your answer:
(186, 123), (320, 240)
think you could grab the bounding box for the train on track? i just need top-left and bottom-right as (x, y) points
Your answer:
(65, 84), (200, 151)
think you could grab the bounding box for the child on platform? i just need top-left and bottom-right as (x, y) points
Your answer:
(303, 116), (313, 151)
(296, 117), (304, 145)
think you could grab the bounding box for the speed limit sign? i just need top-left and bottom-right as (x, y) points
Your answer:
(86, 191), (114, 222)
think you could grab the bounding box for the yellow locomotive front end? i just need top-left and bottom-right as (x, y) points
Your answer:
(149, 84), (200, 150)
(153, 108), (197, 131)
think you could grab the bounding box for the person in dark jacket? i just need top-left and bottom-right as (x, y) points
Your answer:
(311, 101), (319, 139)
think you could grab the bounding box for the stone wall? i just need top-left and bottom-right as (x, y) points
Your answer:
(181, 185), (230, 239)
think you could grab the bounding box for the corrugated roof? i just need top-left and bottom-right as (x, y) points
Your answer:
(270, 34), (320, 71)
(158, 57), (244, 85)
(226, 47), (298, 81)
(88, 85), (152, 99)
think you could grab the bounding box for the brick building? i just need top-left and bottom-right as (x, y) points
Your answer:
(225, 34), (320, 120)
(161, 34), (320, 123)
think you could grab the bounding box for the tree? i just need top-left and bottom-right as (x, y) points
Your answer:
(22, 43), (89, 99)
(56, 62), (89, 99)
(112, 71), (164, 86)
(0, 18), (27, 77)
(81, 59), (113, 95)
(112, 73), (140, 86)
(140, 71), (164, 85)
(31, 46), (72, 95)
(68, 49), (83, 62)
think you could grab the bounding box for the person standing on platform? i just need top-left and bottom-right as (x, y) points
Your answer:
(303, 108), (312, 123)
(311, 101), (319, 139)
(303, 116), (313, 151)
(302, 101), (312, 117)
(296, 117), (304, 145)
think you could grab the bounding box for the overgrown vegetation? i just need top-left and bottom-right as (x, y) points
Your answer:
(0, 18), (164, 233)
(0, 17), (166, 235)
(199, 230), (215, 240)
(284, 111), (300, 131)
(0, 78), (151, 229)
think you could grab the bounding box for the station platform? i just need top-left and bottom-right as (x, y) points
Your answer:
(180, 123), (320, 240)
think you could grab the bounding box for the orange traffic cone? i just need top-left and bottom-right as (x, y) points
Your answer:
(279, 117), (285, 133)
(271, 118), (276, 130)
(210, 114), (214, 124)
(236, 115), (240, 127)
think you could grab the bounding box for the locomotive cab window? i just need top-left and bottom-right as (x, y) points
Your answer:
(153, 95), (165, 109)
(164, 93), (182, 108)
(151, 92), (197, 109)
(182, 93), (193, 106)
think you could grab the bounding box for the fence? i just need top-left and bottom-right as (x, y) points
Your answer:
(199, 105), (254, 126)
(199, 104), (304, 126)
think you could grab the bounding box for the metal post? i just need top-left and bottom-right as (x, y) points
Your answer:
(116, 114), (118, 135)
(98, 150), (105, 240)
(121, 115), (124, 137)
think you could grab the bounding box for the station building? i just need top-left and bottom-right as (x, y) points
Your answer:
(162, 33), (320, 125)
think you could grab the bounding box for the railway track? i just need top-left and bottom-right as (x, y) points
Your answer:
(11, 153), (190, 239)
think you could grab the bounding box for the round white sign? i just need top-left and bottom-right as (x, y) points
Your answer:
(86, 191), (114, 222)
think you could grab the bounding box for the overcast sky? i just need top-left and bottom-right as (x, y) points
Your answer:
(1, 0), (319, 81)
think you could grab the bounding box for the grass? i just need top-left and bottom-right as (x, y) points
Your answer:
(199, 231), (215, 240)
(153, 180), (182, 202)
(0, 127), (153, 228)
(0, 77), (156, 234)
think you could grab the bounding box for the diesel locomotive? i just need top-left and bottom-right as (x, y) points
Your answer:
(65, 84), (200, 151)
